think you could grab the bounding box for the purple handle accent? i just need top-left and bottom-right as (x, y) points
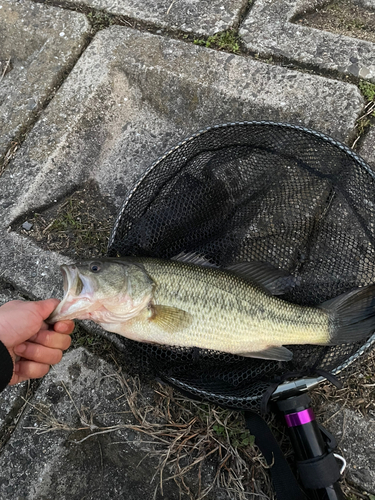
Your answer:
(285, 408), (315, 427)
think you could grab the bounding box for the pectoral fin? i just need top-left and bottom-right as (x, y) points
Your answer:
(238, 345), (293, 361)
(150, 305), (193, 333)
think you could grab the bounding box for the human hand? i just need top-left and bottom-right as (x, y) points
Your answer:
(0, 299), (74, 385)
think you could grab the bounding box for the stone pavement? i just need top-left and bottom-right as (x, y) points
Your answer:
(0, 0), (375, 498)
(240, 0), (375, 81)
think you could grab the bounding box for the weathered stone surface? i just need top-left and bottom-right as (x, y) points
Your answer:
(0, 231), (70, 300)
(240, 0), (375, 82)
(0, 0), (90, 160)
(359, 126), (375, 170)
(0, 286), (25, 306)
(0, 380), (28, 430)
(63, 0), (247, 35)
(324, 405), (375, 494)
(0, 348), (228, 500)
(0, 25), (364, 298)
(0, 27), (364, 218)
(356, 0), (375, 7)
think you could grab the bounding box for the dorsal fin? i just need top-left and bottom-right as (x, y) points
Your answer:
(172, 254), (298, 295)
(172, 251), (217, 268)
(225, 262), (299, 295)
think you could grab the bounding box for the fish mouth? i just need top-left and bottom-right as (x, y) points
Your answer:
(61, 265), (84, 297)
(48, 265), (93, 322)
(61, 264), (76, 295)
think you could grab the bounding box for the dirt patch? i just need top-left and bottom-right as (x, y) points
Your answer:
(295, 0), (375, 44)
(17, 180), (117, 260)
(312, 348), (375, 418)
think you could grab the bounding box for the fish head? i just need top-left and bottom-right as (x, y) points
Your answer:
(49, 259), (154, 324)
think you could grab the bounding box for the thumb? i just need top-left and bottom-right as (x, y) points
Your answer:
(33, 299), (60, 320)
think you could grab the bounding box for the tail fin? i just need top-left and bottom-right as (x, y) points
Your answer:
(319, 284), (375, 344)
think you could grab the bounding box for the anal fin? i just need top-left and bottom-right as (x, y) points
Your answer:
(238, 345), (293, 361)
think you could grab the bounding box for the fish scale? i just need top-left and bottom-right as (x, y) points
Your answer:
(126, 257), (330, 352)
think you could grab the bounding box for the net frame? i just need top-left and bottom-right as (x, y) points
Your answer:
(108, 121), (375, 412)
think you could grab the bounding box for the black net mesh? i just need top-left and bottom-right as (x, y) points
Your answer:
(108, 121), (375, 412)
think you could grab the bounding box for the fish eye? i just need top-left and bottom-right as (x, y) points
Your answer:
(89, 262), (101, 273)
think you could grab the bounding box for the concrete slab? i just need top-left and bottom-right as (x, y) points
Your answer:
(0, 25), (364, 295)
(0, 286), (25, 307)
(357, 0), (375, 7)
(359, 126), (375, 170)
(0, 380), (28, 432)
(0, 232), (71, 300)
(0, 0), (90, 161)
(0, 348), (228, 500)
(240, 0), (375, 82)
(324, 405), (375, 494)
(61, 0), (247, 35)
(0, 26), (364, 224)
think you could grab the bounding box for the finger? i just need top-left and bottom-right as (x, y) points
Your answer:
(53, 320), (75, 335)
(8, 360), (50, 385)
(29, 330), (72, 350)
(14, 342), (63, 365)
(34, 320), (74, 335)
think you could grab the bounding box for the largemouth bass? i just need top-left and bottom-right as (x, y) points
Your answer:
(49, 256), (375, 361)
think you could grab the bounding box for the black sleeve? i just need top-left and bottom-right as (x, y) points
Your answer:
(0, 340), (14, 392)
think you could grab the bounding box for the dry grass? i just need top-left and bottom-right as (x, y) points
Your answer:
(25, 368), (277, 500)
(0, 139), (21, 177)
(312, 348), (375, 419)
(0, 58), (11, 83)
(17, 180), (116, 259)
(123, 377), (274, 500)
